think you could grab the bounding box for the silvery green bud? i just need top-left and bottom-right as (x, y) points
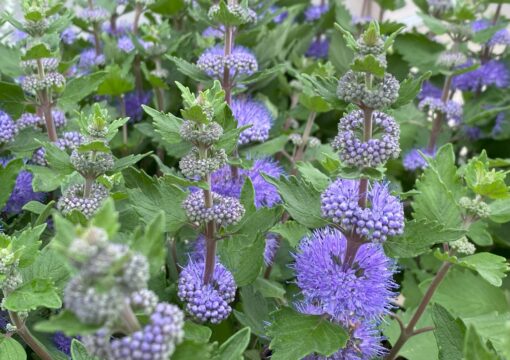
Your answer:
(180, 121), (223, 145)
(70, 150), (115, 178)
(451, 237), (476, 255)
(179, 147), (228, 178)
(337, 71), (400, 109)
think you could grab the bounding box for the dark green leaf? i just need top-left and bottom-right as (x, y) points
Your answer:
(3, 278), (61, 312)
(212, 327), (251, 360)
(0, 81), (25, 118)
(58, 72), (106, 110)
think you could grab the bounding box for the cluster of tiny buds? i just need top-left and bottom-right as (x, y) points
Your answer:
(0, 248), (22, 294)
(179, 147), (227, 178)
(0, 112), (18, 144)
(288, 134), (321, 148)
(459, 197), (490, 219)
(21, 73), (66, 94)
(70, 150), (115, 178)
(208, 3), (257, 25)
(32, 131), (84, 166)
(437, 51), (467, 69)
(182, 191), (245, 227)
(78, 7), (110, 23)
(337, 71), (400, 110)
(57, 183), (109, 218)
(21, 57), (59, 72)
(129, 289), (159, 315)
(24, 19), (48, 37)
(332, 110), (400, 168)
(17, 109), (67, 131)
(180, 121), (223, 145)
(450, 237), (476, 255)
(197, 45), (258, 80)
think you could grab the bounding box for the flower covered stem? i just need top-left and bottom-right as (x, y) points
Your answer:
(8, 312), (53, 360)
(203, 173), (217, 284)
(385, 261), (452, 360)
(37, 59), (57, 142)
(426, 75), (452, 153)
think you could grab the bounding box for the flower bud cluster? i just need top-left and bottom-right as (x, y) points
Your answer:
(459, 197), (491, 219)
(419, 96), (463, 127)
(57, 183), (109, 218)
(209, 3), (257, 25)
(450, 237), (476, 255)
(17, 109), (67, 131)
(78, 7), (109, 23)
(178, 260), (236, 323)
(337, 71), (399, 109)
(70, 150), (115, 178)
(180, 121), (223, 145)
(0, 247), (22, 294)
(0, 112), (18, 144)
(183, 191), (245, 227)
(197, 45), (258, 80)
(321, 180), (404, 242)
(21, 57), (59, 72)
(21, 73), (66, 94)
(332, 110), (400, 168)
(179, 147), (228, 178)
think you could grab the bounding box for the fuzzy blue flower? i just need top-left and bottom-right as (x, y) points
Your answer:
(294, 227), (397, 321)
(231, 98), (272, 145)
(489, 28), (510, 46)
(418, 96), (463, 126)
(124, 91), (152, 122)
(0, 158), (46, 215)
(210, 158), (283, 208)
(118, 36), (135, 52)
(264, 234), (279, 266)
(53, 332), (74, 356)
(452, 60), (510, 91)
(304, 5), (329, 22)
(178, 259), (237, 324)
(78, 49), (105, 72)
(402, 148), (435, 171)
(306, 38), (330, 59)
(321, 180), (404, 242)
(471, 19), (490, 33)
(61, 27), (77, 45)
(418, 81), (442, 100)
(202, 26), (224, 38)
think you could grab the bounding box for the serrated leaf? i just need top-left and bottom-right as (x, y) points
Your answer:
(262, 175), (329, 229)
(393, 71), (432, 108)
(3, 278), (61, 312)
(71, 340), (99, 360)
(269, 221), (310, 248)
(464, 326), (499, 360)
(12, 224), (46, 268)
(253, 277), (286, 299)
(0, 337), (26, 360)
(22, 43), (52, 60)
(183, 322), (212, 343)
(212, 327), (250, 360)
(267, 308), (348, 360)
(131, 211), (166, 276)
(143, 105), (183, 144)
(431, 304), (466, 360)
(167, 56), (212, 83)
(296, 162), (330, 192)
(460, 252), (509, 287)
(489, 198), (510, 223)
(0, 82), (25, 119)
(351, 54), (385, 77)
(111, 153), (149, 173)
(58, 72), (106, 110)
(76, 140), (110, 154)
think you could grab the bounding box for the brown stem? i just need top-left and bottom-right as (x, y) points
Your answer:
(426, 75), (452, 153)
(133, 3), (143, 35)
(292, 111), (317, 171)
(119, 95), (128, 145)
(36, 59), (57, 142)
(385, 262), (452, 360)
(8, 312), (53, 360)
(203, 173), (217, 284)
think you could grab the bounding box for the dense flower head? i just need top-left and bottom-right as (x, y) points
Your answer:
(294, 227), (397, 321)
(210, 158), (283, 208)
(21, 57), (60, 72)
(488, 28), (510, 46)
(402, 148), (435, 171)
(202, 26), (224, 38)
(178, 260), (236, 323)
(183, 191), (245, 227)
(452, 60), (510, 91)
(179, 147), (228, 178)
(1, 165), (46, 215)
(332, 110), (400, 168)
(471, 19), (490, 33)
(21, 73), (66, 94)
(337, 71), (400, 109)
(321, 180), (404, 242)
(418, 81), (442, 100)
(427, 0), (453, 13)
(124, 91), (152, 122)
(197, 45), (258, 79)
(304, 4), (329, 22)
(118, 36), (135, 52)
(17, 109), (66, 131)
(78, 49), (106, 72)
(58, 183), (109, 218)
(264, 234), (279, 266)
(306, 37), (330, 59)
(209, 3), (257, 24)
(53, 332), (74, 356)
(61, 27), (77, 45)
(231, 98), (272, 145)
(0, 111), (17, 143)
(418, 96), (463, 126)
(78, 7), (109, 23)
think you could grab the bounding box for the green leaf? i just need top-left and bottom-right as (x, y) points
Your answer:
(413, 144), (465, 229)
(0, 44), (22, 78)
(0, 81), (25, 120)
(143, 105), (183, 144)
(394, 33), (444, 74)
(431, 305), (466, 360)
(90, 198), (119, 237)
(20, 247), (70, 292)
(253, 277), (286, 299)
(22, 43), (52, 60)
(42, 142), (75, 175)
(298, 93), (331, 113)
(131, 211), (166, 276)
(217, 125), (251, 154)
(167, 56), (212, 83)
(464, 158), (509, 199)
(0, 337), (26, 360)
(464, 326), (499, 360)
(124, 168), (188, 234)
(384, 219), (465, 258)
(462, 312), (510, 356)
(267, 308), (348, 360)
(489, 198), (510, 223)
(296, 162), (330, 192)
(234, 286), (269, 337)
(35, 310), (102, 336)
(12, 224), (46, 268)
(418, 13), (449, 35)
(262, 175), (329, 229)
(239, 64), (286, 86)
(183, 322), (212, 343)
(58, 72), (106, 110)
(459, 252), (509, 287)
(76, 140), (110, 154)
(240, 135), (288, 157)
(393, 71), (432, 108)
(26, 165), (66, 192)
(467, 221), (493, 246)
(210, 0), (252, 26)
(173, 340), (214, 360)
(3, 278), (61, 312)
(269, 221), (310, 248)
(351, 54), (385, 77)
(149, 0), (185, 16)
(71, 340), (99, 360)
(0, 158), (23, 210)
(212, 327), (251, 360)
(97, 65), (134, 96)
(111, 153), (149, 173)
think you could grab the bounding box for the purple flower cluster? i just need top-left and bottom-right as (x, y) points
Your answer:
(264, 234), (279, 266)
(418, 96), (463, 126)
(402, 148), (435, 171)
(61, 27), (77, 45)
(202, 26), (224, 39)
(78, 7), (109, 23)
(17, 110), (67, 131)
(294, 228), (397, 321)
(57, 183), (109, 218)
(489, 28), (510, 46)
(418, 81), (442, 100)
(0, 111), (17, 143)
(197, 45), (258, 79)
(178, 260), (236, 323)
(304, 5), (329, 22)
(321, 180), (404, 242)
(332, 110), (400, 168)
(306, 38), (330, 59)
(124, 91), (152, 122)
(452, 60), (510, 92)
(182, 191), (245, 227)
(210, 159), (283, 208)
(52, 332), (74, 356)
(78, 49), (106, 73)
(32, 131), (84, 166)
(1, 158), (46, 215)
(231, 98), (272, 145)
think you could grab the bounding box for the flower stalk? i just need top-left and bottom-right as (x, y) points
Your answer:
(426, 75), (452, 153)
(8, 311), (53, 360)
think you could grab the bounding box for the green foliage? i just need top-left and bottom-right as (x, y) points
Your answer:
(3, 278), (61, 312)
(0, 159), (23, 210)
(267, 308), (349, 360)
(431, 305), (465, 360)
(211, 328), (251, 360)
(0, 337), (27, 360)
